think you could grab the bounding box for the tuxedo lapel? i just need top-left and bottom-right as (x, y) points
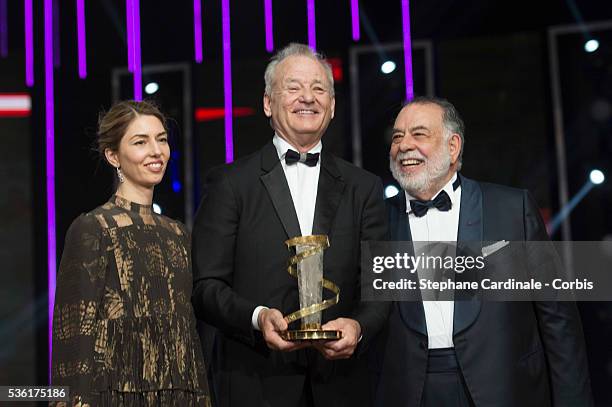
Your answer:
(389, 194), (412, 241)
(453, 175), (483, 336)
(260, 142), (302, 239)
(312, 150), (345, 236)
(388, 194), (428, 336)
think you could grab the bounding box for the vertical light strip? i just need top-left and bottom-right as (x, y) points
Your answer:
(0, 0), (7, 57)
(25, 0), (34, 86)
(132, 0), (142, 100)
(44, 0), (56, 383)
(350, 0), (360, 41)
(264, 0), (273, 52)
(194, 0), (203, 62)
(221, 0), (233, 162)
(126, 0), (133, 73)
(306, 0), (316, 50)
(76, 0), (87, 78)
(401, 0), (414, 101)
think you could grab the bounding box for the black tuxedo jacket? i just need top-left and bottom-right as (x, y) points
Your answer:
(371, 175), (593, 407)
(192, 141), (388, 407)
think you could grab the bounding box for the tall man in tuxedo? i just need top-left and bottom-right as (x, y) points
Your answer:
(371, 97), (593, 406)
(192, 43), (388, 407)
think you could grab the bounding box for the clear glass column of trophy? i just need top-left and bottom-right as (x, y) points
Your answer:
(280, 235), (343, 341)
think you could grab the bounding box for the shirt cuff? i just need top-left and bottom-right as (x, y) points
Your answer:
(251, 305), (269, 330)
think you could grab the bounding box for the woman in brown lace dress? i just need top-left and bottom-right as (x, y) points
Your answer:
(52, 100), (210, 406)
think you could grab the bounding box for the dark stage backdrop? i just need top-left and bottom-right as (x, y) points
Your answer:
(0, 55), (37, 386)
(556, 28), (612, 403)
(437, 32), (552, 209)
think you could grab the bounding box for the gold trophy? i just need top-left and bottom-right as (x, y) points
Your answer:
(280, 235), (342, 341)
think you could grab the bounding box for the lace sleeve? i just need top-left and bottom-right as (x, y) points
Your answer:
(52, 213), (107, 406)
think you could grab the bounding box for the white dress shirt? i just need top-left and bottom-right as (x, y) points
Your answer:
(405, 172), (461, 349)
(252, 134), (322, 330)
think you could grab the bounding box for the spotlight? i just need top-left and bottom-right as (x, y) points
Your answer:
(385, 185), (400, 198)
(145, 82), (159, 95)
(549, 169), (605, 235)
(381, 60), (396, 74)
(152, 203), (162, 214)
(584, 39), (599, 53)
(589, 169), (605, 185)
(172, 180), (182, 192)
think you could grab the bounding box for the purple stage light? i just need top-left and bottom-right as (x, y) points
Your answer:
(264, 0), (274, 52)
(126, 0), (133, 72)
(44, 0), (56, 383)
(350, 0), (360, 41)
(194, 0), (203, 63)
(307, 0), (316, 50)
(401, 0), (414, 101)
(76, 0), (87, 78)
(126, 0), (142, 100)
(222, 0), (233, 162)
(133, 0), (142, 101)
(25, 0), (34, 86)
(0, 0), (7, 57)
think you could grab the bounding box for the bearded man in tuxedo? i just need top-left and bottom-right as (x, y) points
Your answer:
(371, 96), (593, 407)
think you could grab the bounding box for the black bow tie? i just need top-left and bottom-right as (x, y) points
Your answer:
(409, 177), (461, 217)
(285, 149), (320, 167)
(410, 191), (452, 217)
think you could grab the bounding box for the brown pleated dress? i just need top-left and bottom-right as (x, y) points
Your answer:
(52, 195), (210, 407)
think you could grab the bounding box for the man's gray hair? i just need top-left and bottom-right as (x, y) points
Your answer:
(403, 96), (465, 169)
(264, 43), (335, 97)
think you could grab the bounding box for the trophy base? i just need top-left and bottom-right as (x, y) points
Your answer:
(280, 329), (342, 341)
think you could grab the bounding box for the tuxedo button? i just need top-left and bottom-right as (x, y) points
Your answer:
(419, 341), (426, 349)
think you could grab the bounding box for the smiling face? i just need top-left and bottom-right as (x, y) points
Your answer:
(263, 55), (335, 151)
(105, 114), (169, 195)
(389, 103), (461, 200)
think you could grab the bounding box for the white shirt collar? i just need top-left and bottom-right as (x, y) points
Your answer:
(405, 172), (460, 214)
(273, 133), (323, 160)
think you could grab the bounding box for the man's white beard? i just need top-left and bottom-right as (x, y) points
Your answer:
(390, 144), (452, 197)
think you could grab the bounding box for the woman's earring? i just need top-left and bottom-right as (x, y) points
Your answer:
(116, 167), (125, 183)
